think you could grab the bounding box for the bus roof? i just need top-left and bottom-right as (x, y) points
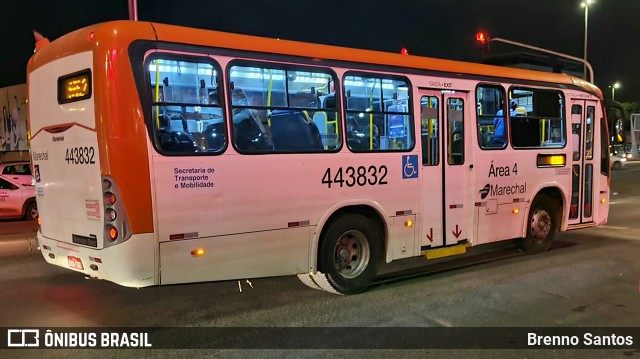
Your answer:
(32, 20), (603, 99)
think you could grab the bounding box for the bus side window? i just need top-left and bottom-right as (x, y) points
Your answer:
(228, 64), (338, 154)
(476, 84), (506, 149)
(343, 73), (414, 152)
(510, 88), (565, 149)
(148, 57), (225, 155)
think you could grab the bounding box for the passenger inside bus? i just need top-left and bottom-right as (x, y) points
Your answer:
(231, 88), (274, 152)
(488, 100), (517, 146)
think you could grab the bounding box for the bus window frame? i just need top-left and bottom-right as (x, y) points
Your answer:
(143, 52), (227, 157)
(226, 59), (342, 155)
(475, 83), (508, 151)
(342, 70), (415, 153)
(508, 86), (567, 150)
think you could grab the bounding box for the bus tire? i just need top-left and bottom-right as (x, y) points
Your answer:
(318, 213), (382, 295)
(297, 273), (323, 291)
(24, 201), (38, 221)
(516, 195), (558, 254)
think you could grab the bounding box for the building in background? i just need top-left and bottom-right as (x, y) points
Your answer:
(0, 84), (30, 163)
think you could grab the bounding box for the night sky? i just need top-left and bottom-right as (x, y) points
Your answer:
(1, 0), (639, 102)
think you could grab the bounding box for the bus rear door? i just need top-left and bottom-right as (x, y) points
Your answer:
(418, 89), (470, 255)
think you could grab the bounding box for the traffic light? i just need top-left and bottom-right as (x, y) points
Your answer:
(475, 31), (490, 53)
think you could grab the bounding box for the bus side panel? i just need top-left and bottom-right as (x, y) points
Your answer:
(472, 127), (572, 243)
(149, 145), (421, 282)
(159, 227), (311, 284)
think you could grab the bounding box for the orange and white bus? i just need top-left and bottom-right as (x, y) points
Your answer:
(28, 21), (611, 294)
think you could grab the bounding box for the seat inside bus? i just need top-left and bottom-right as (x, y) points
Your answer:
(269, 110), (323, 151)
(157, 113), (199, 152)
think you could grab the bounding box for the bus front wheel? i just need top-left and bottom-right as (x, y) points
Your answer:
(516, 195), (558, 254)
(318, 213), (382, 295)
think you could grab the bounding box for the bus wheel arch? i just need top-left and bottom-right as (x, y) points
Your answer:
(306, 205), (387, 294)
(517, 190), (562, 254)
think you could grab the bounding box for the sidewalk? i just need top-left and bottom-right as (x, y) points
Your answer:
(0, 220), (39, 258)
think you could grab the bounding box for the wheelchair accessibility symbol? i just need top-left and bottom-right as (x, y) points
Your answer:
(402, 155), (418, 179)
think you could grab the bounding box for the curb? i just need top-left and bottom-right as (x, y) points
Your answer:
(0, 237), (39, 258)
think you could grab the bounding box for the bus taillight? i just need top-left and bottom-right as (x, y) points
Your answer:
(101, 176), (131, 247)
(107, 225), (118, 241)
(104, 192), (116, 205)
(105, 208), (117, 221)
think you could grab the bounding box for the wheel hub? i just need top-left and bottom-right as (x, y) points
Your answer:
(333, 230), (370, 279)
(530, 209), (551, 241)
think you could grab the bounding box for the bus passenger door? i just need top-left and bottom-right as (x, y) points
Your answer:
(568, 99), (597, 225)
(418, 89), (469, 252)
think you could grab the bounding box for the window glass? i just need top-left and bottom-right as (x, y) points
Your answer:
(447, 98), (464, 165)
(585, 106), (595, 159)
(2, 164), (31, 175)
(476, 85), (506, 149)
(584, 164), (593, 217)
(509, 88), (566, 148)
(148, 57), (225, 154)
(229, 64), (338, 153)
(343, 73), (413, 152)
(571, 105), (582, 161)
(421, 96), (439, 166)
(600, 116), (610, 175)
(0, 178), (17, 190)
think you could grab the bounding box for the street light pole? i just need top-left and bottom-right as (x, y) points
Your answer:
(581, 0), (593, 80)
(128, 0), (138, 21)
(610, 82), (621, 101)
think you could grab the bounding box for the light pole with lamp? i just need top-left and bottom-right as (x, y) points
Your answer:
(609, 82), (621, 101)
(581, 0), (594, 80)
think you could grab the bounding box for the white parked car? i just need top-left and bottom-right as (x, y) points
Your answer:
(0, 175), (37, 220)
(0, 161), (34, 186)
(610, 154), (626, 170)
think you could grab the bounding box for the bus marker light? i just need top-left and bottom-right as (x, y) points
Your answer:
(104, 192), (116, 205)
(108, 226), (118, 241)
(512, 208), (519, 214)
(37, 217), (42, 226)
(191, 248), (205, 256)
(536, 154), (566, 167)
(105, 208), (117, 221)
(102, 179), (112, 190)
(405, 220), (413, 228)
(601, 198), (606, 204)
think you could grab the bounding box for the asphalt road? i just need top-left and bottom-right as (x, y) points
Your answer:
(1, 165), (639, 358)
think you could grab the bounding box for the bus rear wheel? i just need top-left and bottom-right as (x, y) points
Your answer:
(317, 213), (382, 295)
(516, 195), (558, 254)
